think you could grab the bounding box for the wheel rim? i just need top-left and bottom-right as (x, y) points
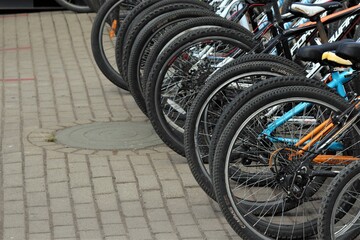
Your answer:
(153, 36), (251, 148)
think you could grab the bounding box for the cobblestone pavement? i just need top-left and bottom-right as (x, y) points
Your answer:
(0, 11), (240, 240)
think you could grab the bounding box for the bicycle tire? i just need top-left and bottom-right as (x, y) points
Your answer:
(91, 0), (136, 90)
(120, 2), (212, 84)
(145, 27), (256, 156)
(127, 9), (216, 115)
(212, 80), (351, 239)
(318, 160), (360, 240)
(114, 0), (211, 80)
(54, 0), (92, 13)
(184, 54), (305, 200)
(142, 16), (255, 89)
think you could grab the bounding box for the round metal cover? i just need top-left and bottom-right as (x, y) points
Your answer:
(55, 122), (163, 150)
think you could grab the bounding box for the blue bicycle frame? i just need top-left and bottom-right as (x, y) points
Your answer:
(261, 68), (355, 151)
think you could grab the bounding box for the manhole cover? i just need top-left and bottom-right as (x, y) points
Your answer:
(55, 122), (163, 150)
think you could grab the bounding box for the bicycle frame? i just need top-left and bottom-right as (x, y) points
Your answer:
(261, 68), (356, 152)
(260, 4), (360, 58)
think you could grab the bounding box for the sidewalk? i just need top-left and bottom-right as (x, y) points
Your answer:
(0, 10), (239, 240)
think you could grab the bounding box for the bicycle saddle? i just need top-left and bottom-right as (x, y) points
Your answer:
(296, 39), (355, 62)
(290, 1), (343, 19)
(337, 42), (360, 66)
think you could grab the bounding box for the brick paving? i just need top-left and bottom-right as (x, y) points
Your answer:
(0, 11), (240, 240)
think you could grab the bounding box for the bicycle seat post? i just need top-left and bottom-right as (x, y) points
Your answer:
(314, 15), (329, 43)
(271, 0), (292, 58)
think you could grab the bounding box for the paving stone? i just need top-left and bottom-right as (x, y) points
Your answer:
(91, 165), (111, 177)
(3, 227), (25, 240)
(52, 212), (74, 226)
(28, 207), (49, 220)
(146, 209), (169, 222)
(26, 178), (46, 192)
(71, 187), (93, 204)
(46, 158), (66, 169)
(95, 193), (118, 211)
(103, 224), (126, 236)
(155, 168), (178, 180)
(105, 236), (128, 240)
(178, 173), (199, 188)
(113, 170), (136, 183)
(198, 219), (224, 231)
(93, 177), (115, 194)
(79, 230), (102, 240)
(4, 201), (24, 214)
(125, 217), (148, 229)
(121, 201), (143, 217)
(54, 225), (76, 238)
(129, 155), (150, 165)
(4, 187), (23, 201)
(100, 211), (122, 224)
(166, 198), (190, 214)
(172, 213), (196, 226)
(137, 175), (160, 190)
(25, 165), (45, 179)
(77, 218), (99, 231)
(29, 220), (51, 233)
(128, 228), (152, 240)
(149, 221), (173, 233)
(47, 168), (68, 183)
(50, 198), (72, 213)
(4, 214), (25, 228)
(110, 160), (131, 171)
(27, 191), (48, 206)
(4, 162), (22, 175)
(48, 181), (69, 198)
(69, 162), (88, 173)
(75, 203), (97, 218)
(155, 233), (179, 240)
(161, 180), (184, 198)
(142, 190), (164, 209)
(3, 152), (22, 164)
(192, 205), (217, 219)
(29, 233), (52, 240)
(116, 183), (139, 201)
(133, 164), (155, 176)
(177, 225), (202, 239)
(186, 187), (211, 205)
(70, 172), (91, 188)
(4, 173), (23, 187)
(204, 230), (230, 240)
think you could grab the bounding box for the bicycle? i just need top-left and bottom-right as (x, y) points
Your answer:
(211, 41), (360, 239)
(145, 0), (360, 156)
(183, 38), (355, 200)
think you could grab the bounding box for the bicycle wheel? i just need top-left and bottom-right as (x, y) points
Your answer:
(212, 79), (356, 239)
(145, 27), (256, 156)
(184, 55), (305, 200)
(91, 0), (137, 90)
(55, 0), (92, 12)
(142, 16), (255, 91)
(114, 0), (211, 81)
(127, 9), (216, 114)
(120, 1), (212, 84)
(319, 160), (360, 240)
